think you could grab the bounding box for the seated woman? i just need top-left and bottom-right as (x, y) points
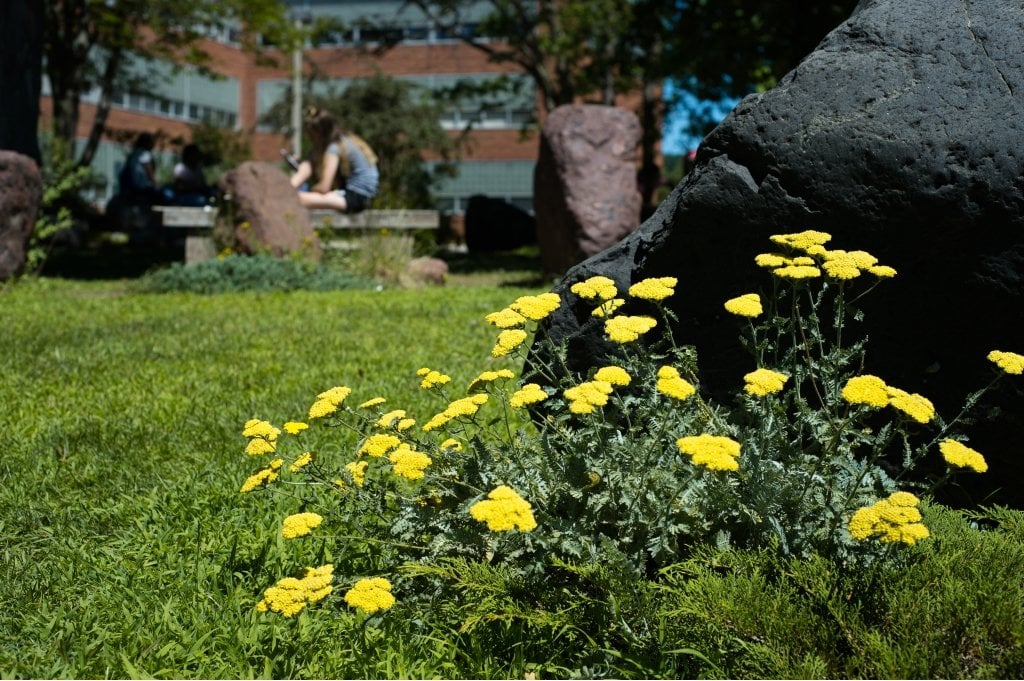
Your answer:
(290, 108), (379, 214)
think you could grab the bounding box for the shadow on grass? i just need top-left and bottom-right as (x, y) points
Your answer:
(39, 242), (184, 281)
(435, 246), (551, 288)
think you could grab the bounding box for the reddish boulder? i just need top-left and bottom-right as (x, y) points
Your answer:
(0, 151), (41, 279)
(218, 162), (319, 259)
(533, 105), (642, 275)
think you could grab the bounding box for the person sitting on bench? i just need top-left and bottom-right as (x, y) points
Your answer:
(289, 108), (379, 214)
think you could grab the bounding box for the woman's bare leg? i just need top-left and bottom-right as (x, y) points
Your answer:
(297, 191), (348, 212)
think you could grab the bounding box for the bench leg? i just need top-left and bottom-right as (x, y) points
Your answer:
(185, 235), (217, 264)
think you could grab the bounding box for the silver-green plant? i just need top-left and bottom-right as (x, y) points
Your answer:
(234, 230), (1022, 618)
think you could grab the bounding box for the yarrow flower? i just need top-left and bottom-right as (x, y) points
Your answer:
(848, 492), (929, 545)
(289, 451), (313, 472)
(358, 433), (402, 458)
(563, 380), (614, 414)
(396, 418), (416, 431)
(389, 445), (432, 480)
(656, 365), (696, 401)
(510, 293), (561, 321)
(988, 350), (1024, 375)
(885, 386), (935, 424)
(755, 252), (790, 268)
(485, 307), (527, 328)
(417, 368), (452, 389)
(591, 298), (625, 317)
(358, 397), (386, 409)
(594, 366), (631, 386)
(422, 394), (489, 432)
(346, 460), (368, 486)
(570, 275), (617, 301)
(257, 564), (333, 617)
(245, 437), (277, 456)
(868, 265), (897, 278)
(841, 375), (890, 408)
(281, 512), (324, 539)
(468, 369), (515, 392)
(821, 251), (862, 280)
(491, 329), (529, 358)
(440, 438), (463, 451)
(743, 368), (789, 396)
(938, 439), (988, 473)
(243, 419), (281, 441)
(769, 230), (832, 252)
(509, 383), (549, 408)
(377, 410), (407, 428)
(604, 315), (657, 343)
(676, 434), (742, 472)
(724, 293), (763, 318)
(469, 486), (537, 532)
(343, 577), (395, 614)
(309, 385), (351, 420)
(773, 264), (822, 280)
(628, 276), (677, 301)
(282, 421), (308, 435)
(240, 458), (283, 493)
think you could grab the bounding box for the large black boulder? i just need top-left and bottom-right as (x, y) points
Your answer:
(537, 0), (1024, 507)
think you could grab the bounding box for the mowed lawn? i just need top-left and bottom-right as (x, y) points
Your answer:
(0, 277), (544, 678)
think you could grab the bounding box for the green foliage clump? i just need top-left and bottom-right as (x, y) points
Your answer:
(135, 254), (375, 294)
(232, 228), (1022, 634)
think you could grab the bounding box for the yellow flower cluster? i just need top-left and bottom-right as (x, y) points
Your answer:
(389, 445), (432, 480)
(468, 369), (515, 392)
(676, 434), (742, 472)
(469, 486), (538, 532)
(440, 438), (463, 451)
(509, 383), (548, 408)
(939, 439), (988, 473)
(591, 298), (625, 317)
(657, 366), (696, 401)
(257, 564), (333, 617)
(761, 232), (895, 281)
(988, 349), (1024, 375)
(510, 293), (561, 321)
(422, 394), (489, 432)
(343, 577), (395, 614)
(773, 264), (822, 280)
(848, 492), (929, 545)
(359, 397), (387, 409)
(491, 329), (529, 358)
(604, 315), (657, 343)
(309, 386), (352, 420)
(289, 451), (313, 472)
(282, 512), (324, 539)
(743, 368), (789, 396)
(485, 307), (527, 328)
(841, 375), (935, 423)
(243, 419), (281, 456)
(724, 293), (763, 318)
(240, 458), (283, 493)
(377, 409), (407, 428)
(417, 367), (452, 389)
(283, 421), (309, 435)
(358, 433), (402, 458)
(594, 365), (631, 386)
(564, 380), (614, 414)
(628, 276), (678, 301)
(346, 460), (368, 486)
(769, 230), (832, 251)
(570, 275), (618, 300)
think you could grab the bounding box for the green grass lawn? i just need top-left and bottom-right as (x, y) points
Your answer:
(2, 272), (1023, 679)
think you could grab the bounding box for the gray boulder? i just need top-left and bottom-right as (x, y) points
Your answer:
(538, 0), (1024, 506)
(534, 105), (642, 275)
(0, 151), (41, 279)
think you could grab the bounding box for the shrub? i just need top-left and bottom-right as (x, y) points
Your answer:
(228, 230), (1021, 624)
(134, 254), (375, 294)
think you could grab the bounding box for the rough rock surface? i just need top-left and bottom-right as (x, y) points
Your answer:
(218, 162), (319, 258)
(534, 105), (642, 275)
(0, 151), (41, 279)
(464, 194), (536, 253)
(402, 256), (449, 286)
(537, 0), (1024, 506)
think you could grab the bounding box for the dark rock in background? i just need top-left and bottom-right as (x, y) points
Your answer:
(534, 105), (642, 275)
(464, 194), (536, 253)
(537, 0), (1024, 507)
(218, 162), (320, 259)
(0, 151), (42, 279)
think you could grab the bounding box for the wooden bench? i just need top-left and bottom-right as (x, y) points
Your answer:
(153, 206), (440, 264)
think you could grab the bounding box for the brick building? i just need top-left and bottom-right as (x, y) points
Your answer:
(40, 0), (539, 214)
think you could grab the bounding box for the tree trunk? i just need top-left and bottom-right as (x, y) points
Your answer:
(79, 48), (124, 167)
(0, 0), (44, 164)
